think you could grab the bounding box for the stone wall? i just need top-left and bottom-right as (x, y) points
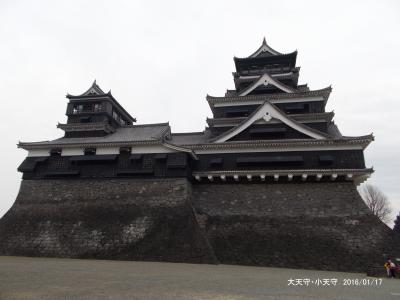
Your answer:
(0, 178), (216, 263)
(1, 179), (399, 272)
(192, 182), (400, 272)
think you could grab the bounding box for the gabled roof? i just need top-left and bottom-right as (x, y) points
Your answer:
(234, 38), (297, 62)
(250, 37), (282, 57)
(249, 37), (282, 57)
(66, 80), (136, 123)
(67, 80), (106, 98)
(235, 37), (285, 58)
(210, 101), (330, 143)
(238, 73), (296, 96)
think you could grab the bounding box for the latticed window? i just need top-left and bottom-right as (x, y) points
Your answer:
(50, 148), (62, 156)
(84, 148), (96, 155)
(113, 111), (119, 120)
(73, 104), (83, 114)
(142, 156), (153, 169)
(94, 103), (102, 112)
(47, 156), (69, 170)
(118, 151), (131, 169)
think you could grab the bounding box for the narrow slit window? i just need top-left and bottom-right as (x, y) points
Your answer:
(84, 148), (96, 155)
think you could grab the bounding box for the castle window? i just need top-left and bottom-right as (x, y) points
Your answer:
(50, 148), (62, 156)
(94, 103), (102, 112)
(209, 158), (223, 167)
(119, 147), (131, 154)
(84, 148), (96, 155)
(73, 104), (83, 114)
(225, 108), (250, 118)
(319, 155), (334, 166)
(154, 154), (167, 161)
(284, 103), (309, 114)
(129, 154), (142, 161)
(113, 111), (119, 120)
(80, 116), (91, 123)
(237, 156), (303, 167)
(166, 154), (187, 169)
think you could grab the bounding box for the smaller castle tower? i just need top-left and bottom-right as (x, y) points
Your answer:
(59, 80), (136, 138)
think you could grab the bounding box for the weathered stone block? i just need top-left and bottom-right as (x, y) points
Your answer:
(1, 179), (399, 272)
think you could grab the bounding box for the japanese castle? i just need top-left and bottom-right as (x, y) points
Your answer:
(2, 38), (393, 273)
(18, 38), (373, 183)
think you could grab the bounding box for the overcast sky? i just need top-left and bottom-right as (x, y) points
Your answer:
(1, 0), (399, 224)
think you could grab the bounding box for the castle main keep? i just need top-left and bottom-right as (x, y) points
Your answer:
(1, 39), (398, 272)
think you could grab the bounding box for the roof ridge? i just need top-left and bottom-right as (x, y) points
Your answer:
(171, 132), (204, 136)
(237, 72), (296, 96)
(121, 122), (170, 128)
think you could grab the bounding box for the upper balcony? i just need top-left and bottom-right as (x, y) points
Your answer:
(71, 103), (106, 115)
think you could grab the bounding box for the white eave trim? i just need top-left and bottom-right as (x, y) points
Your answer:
(238, 72), (294, 80)
(213, 96), (325, 107)
(162, 142), (199, 160)
(238, 73), (295, 96)
(213, 102), (327, 143)
(193, 168), (373, 177)
(193, 144), (364, 154)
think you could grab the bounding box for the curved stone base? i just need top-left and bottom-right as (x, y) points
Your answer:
(0, 179), (398, 272)
(192, 182), (400, 272)
(0, 179), (216, 263)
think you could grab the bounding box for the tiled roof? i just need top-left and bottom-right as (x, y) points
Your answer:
(170, 131), (211, 145)
(19, 123), (170, 149)
(181, 135), (374, 150)
(207, 87), (332, 106)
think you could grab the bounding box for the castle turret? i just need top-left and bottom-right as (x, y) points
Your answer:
(59, 80), (136, 138)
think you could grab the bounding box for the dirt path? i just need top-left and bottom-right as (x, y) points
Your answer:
(0, 256), (399, 300)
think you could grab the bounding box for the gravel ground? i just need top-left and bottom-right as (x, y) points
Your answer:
(0, 256), (399, 300)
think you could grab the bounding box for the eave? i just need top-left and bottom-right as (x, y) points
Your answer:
(18, 139), (162, 150)
(234, 51), (298, 65)
(207, 87), (332, 113)
(207, 87), (332, 105)
(207, 112), (335, 127)
(193, 168), (373, 177)
(57, 122), (116, 133)
(193, 168), (373, 184)
(181, 135), (374, 151)
(18, 139), (198, 160)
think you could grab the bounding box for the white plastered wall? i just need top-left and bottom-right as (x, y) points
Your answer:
(61, 148), (84, 156)
(27, 149), (50, 157)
